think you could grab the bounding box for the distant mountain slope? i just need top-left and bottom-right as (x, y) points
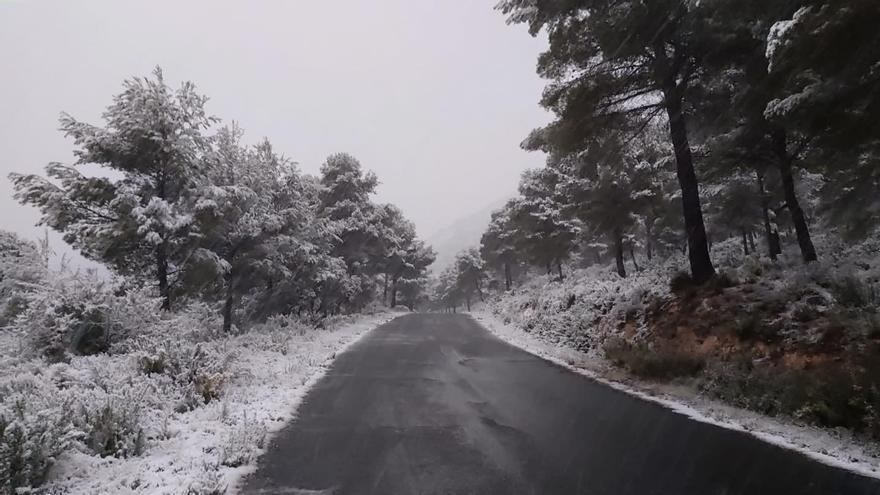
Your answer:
(427, 197), (510, 272)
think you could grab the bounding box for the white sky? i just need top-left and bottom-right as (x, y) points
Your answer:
(0, 0), (550, 261)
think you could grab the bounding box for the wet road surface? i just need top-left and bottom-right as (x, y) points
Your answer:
(242, 313), (880, 495)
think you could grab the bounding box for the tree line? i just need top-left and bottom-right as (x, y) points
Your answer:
(9, 68), (435, 331)
(471, 0), (880, 285)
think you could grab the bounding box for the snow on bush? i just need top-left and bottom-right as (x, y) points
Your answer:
(218, 414), (267, 468)
(0, 270), (396, 494)
(9, 270), (164, 361)
(0, 231), (45, 328)
(489, 233), (880, 354)
(0, 372), (78, 492)
(487, 254), (682, 352)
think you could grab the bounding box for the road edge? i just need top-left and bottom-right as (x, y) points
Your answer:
(230, 311), (405, 494)
(469, 310), (880, 482)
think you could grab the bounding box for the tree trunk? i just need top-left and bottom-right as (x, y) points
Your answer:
(756, 171), (781, 260)
(629, 245), (640, 272)
(556, 260), (564, 281)
(390, 276), (398, 307)
(772, 130), (817, 263)
(222, 277), (234, 333)
(748, 231), (757, 253)
(645, 219), (654, 261)
(154, 166), (172, 310)
(742, 231), (750, 256)
(660, 81), (715, 283)
(503, 262), (511, 291)
(613, 229), (627, 278)
(156, 240), (170, 310)
(465, 297), (471, 312)
(383, 274), (388, 305)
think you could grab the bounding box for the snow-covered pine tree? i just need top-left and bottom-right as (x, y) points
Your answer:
(765, 0), (880, 240)
(496, 0), (747, 283)
(316, 153), (383, 313)
(480, 201), (522, 291)
(453, 248), (487, 311)
(189, 125), (306, 332)
(375, 204), (435, 308)
(509, 168), (579, 280)
(9, 67), (215, 309)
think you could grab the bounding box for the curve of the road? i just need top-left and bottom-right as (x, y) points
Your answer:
(242, 313), (880, 495)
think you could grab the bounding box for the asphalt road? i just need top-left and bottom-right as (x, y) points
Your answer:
(241, 313), (880, 495)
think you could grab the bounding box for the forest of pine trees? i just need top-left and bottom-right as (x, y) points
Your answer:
(460, 0), (880, 288)
(6, 68), (435, 335)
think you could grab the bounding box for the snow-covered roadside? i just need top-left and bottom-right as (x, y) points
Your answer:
(40, 311), (399, 495)
(471, 310), (880, 481)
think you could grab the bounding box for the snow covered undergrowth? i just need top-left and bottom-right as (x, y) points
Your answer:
(0, 305), (397, 494)
(474, 234), (880, 480)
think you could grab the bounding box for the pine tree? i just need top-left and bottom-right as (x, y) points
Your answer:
(554, 146), (642, 278)
(509, 168), (579, 279)
(480, 202), (521, 291)
(9, 67), (215, 308)
(453, 248), (487, 311)
(765, 1), (880, 239)
(190, 126), (305, 332)
(496, 0), (738, 282)
(317, 153), (381, 312)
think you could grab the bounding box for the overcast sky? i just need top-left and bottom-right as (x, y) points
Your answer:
(0, 0), (550, 261)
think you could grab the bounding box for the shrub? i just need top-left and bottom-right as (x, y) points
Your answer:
(135, 339), (230, 410)
(701, 352), (880, 438)
(604, 339), (704, 380)
(734, 314), (781, 343)
(0, 295), (28, 329)
(219, 416), (267, 468)
(669, 271), (695, 294)
(28, 302), (112, 362)
(0, 395), (77, 494)
(867, 314), (880, 339)
(670, 270), (734, 297)
(708, 271), (737, 291)
(0, 231), (46, 329)
(77, 399), (145, 458)
(11, 272), (163, 360)
(183, 462), (227, 495)
(739, 255), (764, 282)
(791, 303), (819, 323)
(829, 275), (869, 308)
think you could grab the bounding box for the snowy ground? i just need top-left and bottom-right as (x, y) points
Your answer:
(472, 310), (880, 481)
(17, 311), (399, 495)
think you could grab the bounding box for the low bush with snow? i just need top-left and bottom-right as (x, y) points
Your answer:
(0, 269), (394, 494)
(490, 234), (880, 353)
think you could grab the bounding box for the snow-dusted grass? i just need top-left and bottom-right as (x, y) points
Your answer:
(0, 310), (398, 494)
(472, 310), (880, 479)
